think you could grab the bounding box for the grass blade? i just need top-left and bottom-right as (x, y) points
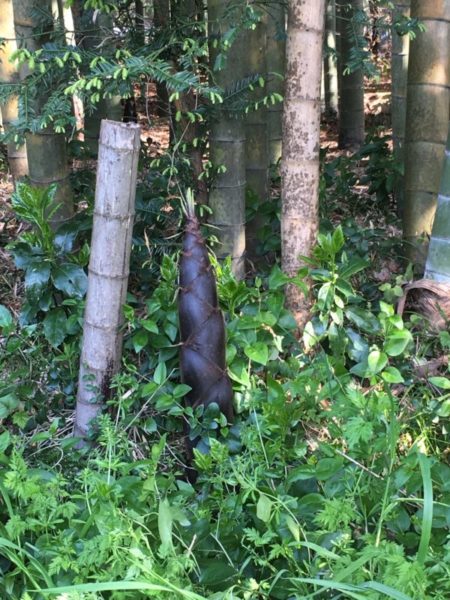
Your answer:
(361, 581), (413, 600)
(290, 577), (367, 599)
(417, 452), (433, 565)
(40, 580), (207, 598)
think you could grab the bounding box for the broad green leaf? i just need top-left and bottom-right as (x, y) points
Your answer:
(54, 225), (77, 253)
(132, 329), (149, 353)
(331, 225), (345, 253)
(198, 561), (236, 586)
(257, 311), (277, 327)
(158, 498), (173, 550)
(382, 367), (404, 384)
(25, 261), (51, 294)
(367, 349), (388, 374)
(0, 305), (14, 334)
(244, 342), (268, 365)
(286, 515), (300, 542)
(437, 399), (450, 417)
(339, 257), (369, 279)
(0, 394), (20, 420)
(268, 265), (289, 289)
(379, 301), (395, 316)
(173, 384), (191, 398)
(383, 330), (412, 357)
(335, 278), (354, 298)
(139, 319), (159, 334)
(429, 376), (450, 389)
(164, 321), (178, 342)
(0, 430), (11, 452)
(154, 361), (167, 385)
(315, 457), (344, 480)
(317, 282), (334, 309)
(52, 263), (87, 298)
(256, 493), (273, 522)
(346, 328), (369, 362)
(43, 308), (68, 346)
(345, 306), (381, 333)
(303, 320), (319, 351)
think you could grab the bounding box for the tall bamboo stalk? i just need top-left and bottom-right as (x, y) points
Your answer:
(403, 0), (450, 269)
(26, 130), (74, 228)
(153, 0), (170, 117)
(425, 120), (450, 281)
(13, 0), (51, 54)
(171, 0), (208, 203)
(336, 0), (365, 149)
(13, 0), (74, 225)
(266, 0), (286, 165)
(281, 0), (325, 328)
(324, 0), (338, 116)
(0, 0), (28, 179)
(208, 0), (246, 278)
(391, 0), (410, 214)
(81, 9), (123, 156)
(244, 13), (269, 263)
(75, 120), (140, 440)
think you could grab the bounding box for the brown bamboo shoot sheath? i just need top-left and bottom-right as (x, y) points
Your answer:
(74, 120), (141, 439)
(403, 0), (450, 268)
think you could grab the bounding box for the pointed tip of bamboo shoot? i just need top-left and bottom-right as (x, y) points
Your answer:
(183, 188), (196, 221)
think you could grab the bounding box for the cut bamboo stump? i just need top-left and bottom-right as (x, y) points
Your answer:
(74, 120), (140, 440)
(397, 279), (450, 331)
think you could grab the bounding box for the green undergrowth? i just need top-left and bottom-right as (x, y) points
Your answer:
(1, 214), (450, 599)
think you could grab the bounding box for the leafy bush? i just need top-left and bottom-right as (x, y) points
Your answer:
(1, 226), (450, 598)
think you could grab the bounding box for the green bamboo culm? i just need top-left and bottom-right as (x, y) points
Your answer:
(244, 10), (269, 264)
(391, 0), (410, 215)
(336, 0), (365, 149)
(208, 0), (247, 278)
(402, 0), (450, 270)
(324, 0), (338, 117)
(80, 9), (123, 156)
(266, 0), (286, 164)
(424, 121), (450, 281)
(0, 0), (28, 180)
